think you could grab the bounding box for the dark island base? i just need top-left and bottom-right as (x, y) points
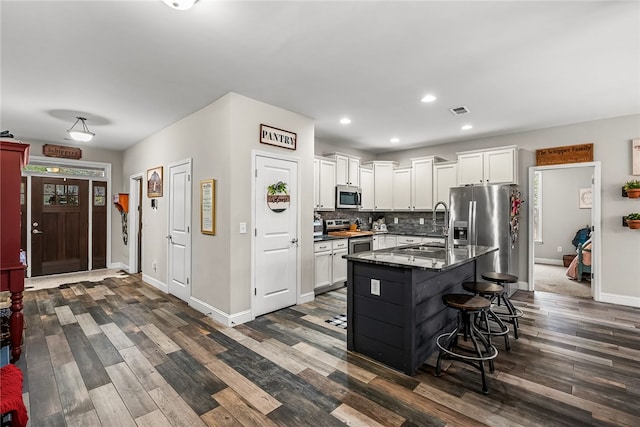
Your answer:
(347, 260), (476, 375)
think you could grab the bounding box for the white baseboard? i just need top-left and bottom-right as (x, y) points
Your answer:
(598, 292), (640, 308)
(534, 258), (563, 266)
(142, 274), (168, 293)
(298, 291), (315, 304)
(189, 296), (253, 327)
(109, 261), (129, 271)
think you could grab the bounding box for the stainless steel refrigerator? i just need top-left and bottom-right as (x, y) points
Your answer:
(449, 184), (521, 279)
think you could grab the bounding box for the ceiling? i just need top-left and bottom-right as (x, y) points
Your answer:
(2, 1), (639, 154)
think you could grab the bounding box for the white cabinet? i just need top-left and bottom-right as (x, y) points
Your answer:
(457, 146), (518, 185)
(433, 161), (458, 208)
(411, 157), (434, 211)
(332, 153), (360, 187)
(314, 239), (348, 289)
(359, 166), (374, 211)
(314, 158), (336, 211)
(377, 234), (397, 249)
(396, 235), (421, 246)
(372, 162), (395, 210)
(393, 167), (412, 211)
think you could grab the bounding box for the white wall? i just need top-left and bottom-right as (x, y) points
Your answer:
(535, 168), (592, 261)
(123, 92), (315, 321)
(315, 139), (377, 162)
(377, 114), (640, 303)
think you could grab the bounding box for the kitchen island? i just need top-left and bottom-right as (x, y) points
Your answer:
(344, 244), (497, 375)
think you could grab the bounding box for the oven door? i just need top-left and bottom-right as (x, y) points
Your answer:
(349, 236), (373, 254)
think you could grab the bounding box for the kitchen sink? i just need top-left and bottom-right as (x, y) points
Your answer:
(393, 247), (446, 259)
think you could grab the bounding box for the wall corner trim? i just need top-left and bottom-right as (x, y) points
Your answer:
(142, 274), (168, 293)
(598, 292), (640, 308)
(190, 296), (253, 327)
(298, 291), (315, 304)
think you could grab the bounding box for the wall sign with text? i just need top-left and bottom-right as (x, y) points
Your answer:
(536, 143), (593, 166)
(260, 124), (296, 150)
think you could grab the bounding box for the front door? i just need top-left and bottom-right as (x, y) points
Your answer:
(31, 177), (89, 276)
(168, 160), (192, 303)
(254, 155), (298, 317)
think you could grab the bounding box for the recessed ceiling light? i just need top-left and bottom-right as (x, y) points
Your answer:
(162, 0), (198, 11)
(340, 117), (351, 125)
(461, 124), (473, 130)
(390, 138), (400, 144)
(421, 94), (437, 103)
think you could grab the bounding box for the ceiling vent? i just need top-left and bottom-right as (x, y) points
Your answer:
(449, 106), (470, 115)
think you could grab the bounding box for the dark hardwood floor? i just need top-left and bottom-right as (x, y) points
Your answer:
(14, 274), (640, 426)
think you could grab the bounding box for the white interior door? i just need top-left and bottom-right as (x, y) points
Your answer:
(168, 160), (192, 303)
(254, 155), (298, 317)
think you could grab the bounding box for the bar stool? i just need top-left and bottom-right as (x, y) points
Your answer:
(462, 281), (510, 351)
(481, 272), (523, 339)
(435, 294), (498, 394)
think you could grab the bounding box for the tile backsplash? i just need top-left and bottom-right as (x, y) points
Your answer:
(317, 210), (447, 233)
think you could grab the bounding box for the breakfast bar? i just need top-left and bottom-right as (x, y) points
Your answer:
(345, 244), (497, 375)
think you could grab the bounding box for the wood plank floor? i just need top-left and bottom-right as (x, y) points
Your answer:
(14, 274), (640, 426)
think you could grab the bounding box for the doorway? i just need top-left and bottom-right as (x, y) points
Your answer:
(253, 153), (299, 317)
(167, 159), (192, 303)
(31, 176), (89, 276)
(128, 174), (143, 274)
(528, 162), (601, 300)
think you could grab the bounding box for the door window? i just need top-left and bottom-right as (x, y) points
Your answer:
(43, 183), (80, 206)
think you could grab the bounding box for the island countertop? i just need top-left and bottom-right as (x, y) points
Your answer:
(344, 244), (497, 271)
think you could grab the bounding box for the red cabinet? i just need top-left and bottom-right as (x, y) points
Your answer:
(0, 140), (29, 362)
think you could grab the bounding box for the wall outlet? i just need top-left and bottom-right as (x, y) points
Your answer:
(368, 217), (372, 224)
(557, 246), (562, 253)
(394, 217), (399, 224)
(419, 218), (424, 225)
(370, 279), (381, 296)
(152, 261), (157, 271)
(239, 222), (247, 234)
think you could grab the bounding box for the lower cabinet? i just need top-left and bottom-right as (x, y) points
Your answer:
(314, 239), (348, 289)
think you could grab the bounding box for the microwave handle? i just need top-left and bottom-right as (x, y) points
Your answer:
(356, 192), (361, 207)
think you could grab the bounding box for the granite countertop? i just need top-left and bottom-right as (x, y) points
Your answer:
(344, 244), (497, 271)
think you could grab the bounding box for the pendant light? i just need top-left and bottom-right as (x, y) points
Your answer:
(162, 0), (198, 11)
(67, 117), (95, 142)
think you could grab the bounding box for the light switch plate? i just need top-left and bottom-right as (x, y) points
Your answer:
(240, 222), (247, 234)
(394, 217), (398, 224)
(419, 218), (424, 225)
(370, 279), (381, 296)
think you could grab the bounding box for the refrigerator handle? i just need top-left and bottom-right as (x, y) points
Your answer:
(467, 201), (473, 245)
(471, 200), (477, 245)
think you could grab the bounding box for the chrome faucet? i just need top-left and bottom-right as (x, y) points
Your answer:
(432, 201), (450, 251)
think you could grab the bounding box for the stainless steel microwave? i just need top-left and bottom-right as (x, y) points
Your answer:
(336, 185), (361, 209)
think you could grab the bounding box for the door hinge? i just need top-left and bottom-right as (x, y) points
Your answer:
(187, 226), (190, 233)
(255, 169), (258, 178)
(254, 288), (257, 296)
(255, 228), (257, 237)
(188, 175), (191, 182)
(187, 278), (189, 284)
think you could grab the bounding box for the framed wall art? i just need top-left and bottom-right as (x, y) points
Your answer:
(633, 138), (640, 175)
(200, 179), (216, 235)
(260, 124), (297, 150)
(147, 166), (163, 198)
(579, 187), (592, 209)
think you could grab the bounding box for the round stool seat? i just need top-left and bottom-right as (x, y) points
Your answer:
(462, 281), (504, 295)
(482, 272), (518, 284)
(442, 294), (490, 311)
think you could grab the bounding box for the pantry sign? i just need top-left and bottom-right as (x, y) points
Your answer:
(260, 124), (297, 151)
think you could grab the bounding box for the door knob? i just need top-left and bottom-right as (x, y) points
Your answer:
(32, 229), (43, 234)
(291, 238), (298, 244)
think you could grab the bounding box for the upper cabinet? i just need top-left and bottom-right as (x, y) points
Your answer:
(361, 161), (396, 211)
(359, 166), (374, 211)
(433, 161), (458, 207)
(393, 167), (412, 211)
(411, 157), (436, 211)
(314, 157), (336, 211)
(457, 146), (518, 185)
(330, 153), (360, 187)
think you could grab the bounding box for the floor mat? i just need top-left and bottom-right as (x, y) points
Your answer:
(325, 314), (347, 329)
